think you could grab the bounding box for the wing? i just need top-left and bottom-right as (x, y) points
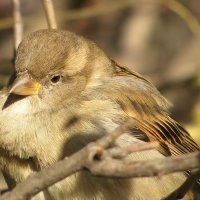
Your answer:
(108, 61), (200, 157)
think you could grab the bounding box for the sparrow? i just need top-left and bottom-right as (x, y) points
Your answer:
(0, 29), (199, 200)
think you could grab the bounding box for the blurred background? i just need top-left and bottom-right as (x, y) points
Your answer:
(0, 0), (200, 195)
(0, 0), (199, 146)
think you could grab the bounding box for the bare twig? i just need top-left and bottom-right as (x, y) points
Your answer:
(1, 0), (199, 34)
(86, 150), (200, 178)
(165, 0), (200, 39)
(164, 170), (200, 200)
(0, 120), (199, 200)
(97, 119), (136, 148)
(176, 170), (200, 198)
(106, 141), (159, 158)
(13, 0), (23, 51)
(41, 0), (57, 29)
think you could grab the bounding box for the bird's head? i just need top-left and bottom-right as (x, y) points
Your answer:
(9, 29), (114, 106)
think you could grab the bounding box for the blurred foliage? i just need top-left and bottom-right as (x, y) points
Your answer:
(0, 0), (199, 145)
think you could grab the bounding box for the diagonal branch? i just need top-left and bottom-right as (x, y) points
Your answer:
(164, 170), (200, 200)
(0, 120), (199, 200)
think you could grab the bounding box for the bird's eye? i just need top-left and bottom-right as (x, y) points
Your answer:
(50, 74), (62, 84)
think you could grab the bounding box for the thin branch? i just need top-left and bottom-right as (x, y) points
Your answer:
(165, 0), (200, 39)
(97, 119), (136, 148)
(13, 0), (23, 52)
(86, 150), (200, 178)
(106, 141), (159, 158)
(1, 0), (199, 36)
(0, 151), (83, 200)
(0, 119), (199, 200)
(41, 0), (57, 29)
(177, 170), (200, 198)
(164, 170), (200, 200)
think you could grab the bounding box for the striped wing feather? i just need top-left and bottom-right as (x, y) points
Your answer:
(111, 62), (200, 156)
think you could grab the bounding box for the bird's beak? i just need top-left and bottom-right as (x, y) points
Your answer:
(9, 73), (41, 96)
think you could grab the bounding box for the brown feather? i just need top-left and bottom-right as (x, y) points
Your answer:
(110, 61), (200, 156)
